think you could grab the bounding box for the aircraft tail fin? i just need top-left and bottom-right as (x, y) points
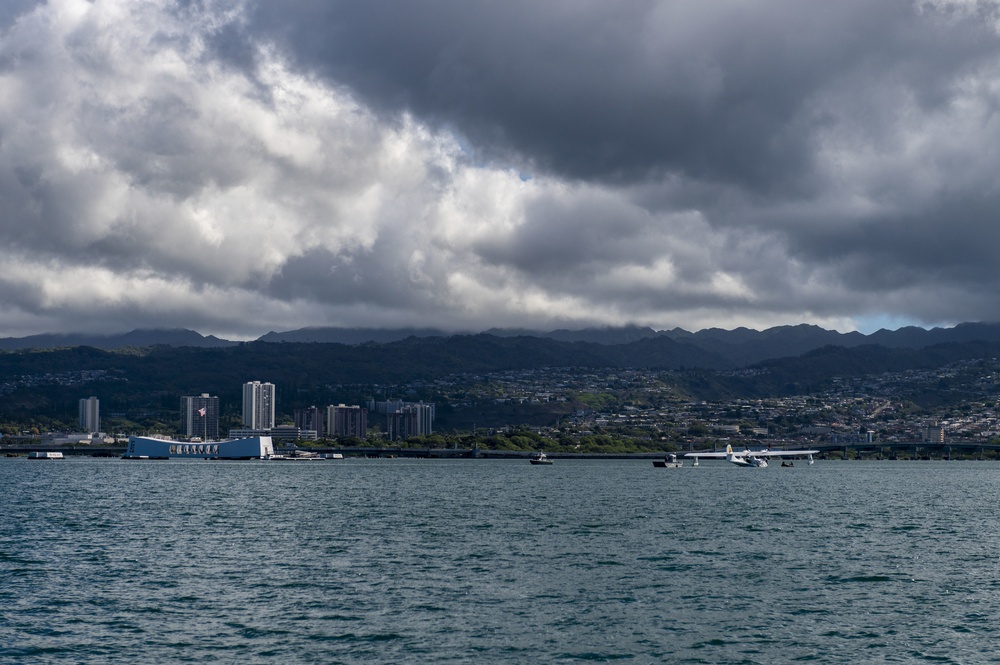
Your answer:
(726, 443), (734, 460)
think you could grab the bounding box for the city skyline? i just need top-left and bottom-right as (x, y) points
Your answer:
(2, 2), (1000, 339)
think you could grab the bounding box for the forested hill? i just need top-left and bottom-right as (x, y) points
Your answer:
(0, 333), (729, 399)
(3, 335), (1000, 425)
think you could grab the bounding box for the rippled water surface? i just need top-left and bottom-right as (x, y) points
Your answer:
(4, 457), (1000, 663)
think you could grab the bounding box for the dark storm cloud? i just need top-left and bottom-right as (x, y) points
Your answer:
(245, 1), (993, 189)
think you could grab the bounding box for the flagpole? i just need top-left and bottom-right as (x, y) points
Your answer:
(197, 404), (208, 441)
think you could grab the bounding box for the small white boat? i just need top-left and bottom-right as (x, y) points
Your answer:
(652, 453), (683, 468)
(28, 451), (64, 460)
(529, 452), (553, 465)
(262, 450), (326, 461)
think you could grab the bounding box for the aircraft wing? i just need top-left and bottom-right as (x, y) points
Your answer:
(683, 452), (730, 458)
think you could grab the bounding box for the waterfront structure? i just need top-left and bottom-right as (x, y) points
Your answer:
(180, 393), (219, 440)
(294, 406), (324, 437)
(124, 435), (274, 459)
(328, 404), (367, 439)
(79, 396), (100, 433)
(242, 381), (275, 430)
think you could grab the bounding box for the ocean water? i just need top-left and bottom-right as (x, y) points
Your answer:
(3, 457), (1000, 664)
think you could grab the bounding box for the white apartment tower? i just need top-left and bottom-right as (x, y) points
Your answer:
(242, 381), (275, 430)
(79, 396), (100, 433)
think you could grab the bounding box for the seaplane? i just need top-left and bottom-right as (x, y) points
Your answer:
(685, 443), (818, 468)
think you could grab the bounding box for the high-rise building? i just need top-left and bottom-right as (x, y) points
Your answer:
(328, 404), (367, 439)
(385, 402), (434, 441)
(242, 381), (275, 430)
(294, 406), (324, 437)
(180, 393), (220, 440)
(924, 424), (945, 443)
(368, 400), (434, 441)
(79, 396), (100, 433)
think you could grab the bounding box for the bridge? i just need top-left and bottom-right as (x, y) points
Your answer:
(809, 441), (1000, 460)
(703, 441), (1000, 461)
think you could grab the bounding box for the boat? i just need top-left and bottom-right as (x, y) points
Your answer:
(262, 450), (327, 461)
(529, 452), (553, 465)
(652, 453), (683, 468)
(27, 451), (64, 460)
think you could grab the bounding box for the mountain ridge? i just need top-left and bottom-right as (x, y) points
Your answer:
(2, 322), (1000, 369)
(0, 328), (236, 351)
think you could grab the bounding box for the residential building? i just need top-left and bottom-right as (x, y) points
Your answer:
(180, 393), (220, 440)
(79, 396), (100, 433)
(242, 381), (275, 430)
(924, 424), (945, 443)
(385, 402), (434, 441)
(328, 404), (367, 439)
(294, 406), (324, 437)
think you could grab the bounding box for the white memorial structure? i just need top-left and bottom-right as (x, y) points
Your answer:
(123, 435), (274, 460)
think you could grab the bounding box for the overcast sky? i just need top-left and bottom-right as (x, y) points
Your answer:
(2, 0), (1000, 339)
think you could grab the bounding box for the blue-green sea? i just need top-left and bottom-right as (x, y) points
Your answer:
(3, 457), (1000, 663)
